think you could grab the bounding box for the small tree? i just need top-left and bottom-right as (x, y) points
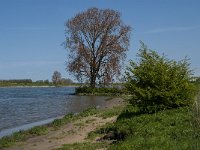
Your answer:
(52, 71), (62, 86)
(125, 42), (195, 112)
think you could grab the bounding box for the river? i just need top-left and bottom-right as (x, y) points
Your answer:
(0, 87), (109, 137)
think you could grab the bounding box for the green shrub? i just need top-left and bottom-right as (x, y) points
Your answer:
(125, 42), (196, 113)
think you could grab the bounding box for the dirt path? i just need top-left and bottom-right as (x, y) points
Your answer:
(4, 98), (124, 150)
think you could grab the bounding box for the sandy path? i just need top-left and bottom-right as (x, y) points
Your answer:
(4, 98), (124, 150)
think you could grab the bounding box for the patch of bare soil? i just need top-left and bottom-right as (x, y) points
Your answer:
(4, 98), (124, 150)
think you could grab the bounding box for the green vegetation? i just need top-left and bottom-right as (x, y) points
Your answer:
(191, 91), (200, 138)
(125, 42), (196, 113)
(0, 125), (48, 148)
(99, 106), (124, 119)
(108, 105), (198, 150)
(84, 105), (200, 150)
(75, 86), (128, 96)
(86, 122), (116, 141)
(56, 102), (200, 150)
(77, 107), (98, 117)
(50, 113), (74, 128)
(0, 79), (77, 87)
(66, 45), (200, 149)
(56, 142), (107, 150)
(0, 79), (43, 87)
(28, 126), (48, 136)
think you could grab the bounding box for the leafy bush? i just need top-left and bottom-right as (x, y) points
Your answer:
(125, 42), (195, 112)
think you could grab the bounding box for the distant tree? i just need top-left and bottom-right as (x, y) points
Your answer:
(44, 79), (50, 84)
(61, 78), (73, 85)
(36, 80), (44, 83)
(52, 71), (62, 86)
(65, 7), (131, 88)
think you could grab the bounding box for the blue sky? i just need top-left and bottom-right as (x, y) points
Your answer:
(0, 0), (200, 81)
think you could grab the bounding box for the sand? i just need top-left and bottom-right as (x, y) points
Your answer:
(3, 97), (124, 150)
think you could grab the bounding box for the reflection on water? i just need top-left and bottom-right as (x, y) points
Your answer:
(0, 87), (109, 137)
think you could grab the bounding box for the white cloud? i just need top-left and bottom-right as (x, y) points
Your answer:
(146, 26), (200, 34)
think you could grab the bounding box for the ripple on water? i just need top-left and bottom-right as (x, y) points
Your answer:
(0, 87), (109, 138)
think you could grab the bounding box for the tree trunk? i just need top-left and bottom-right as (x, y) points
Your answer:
(90, 74), (96, 88)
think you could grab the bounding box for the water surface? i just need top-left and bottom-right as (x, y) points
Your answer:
(0, 87), (108, 137)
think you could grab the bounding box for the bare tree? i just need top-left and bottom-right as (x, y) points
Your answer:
(52, 71), (62, 86)
(65, 7), (131, 88)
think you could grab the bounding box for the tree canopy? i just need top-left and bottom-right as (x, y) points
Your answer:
(65, 7), (131, 87)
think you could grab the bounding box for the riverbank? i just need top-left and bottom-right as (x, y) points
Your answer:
(1, 87), (115, 135)
(1, 96), (197, 149)
(0, 97), (125, 150)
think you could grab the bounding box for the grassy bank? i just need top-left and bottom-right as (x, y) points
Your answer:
(56, 103), (200, 150)
(0, 99), (125, 149)
(109, 106), (198, 149)
(1, 98), (199, 150)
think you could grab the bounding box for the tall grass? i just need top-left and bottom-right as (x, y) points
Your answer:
(191, 90), (200, 149)
(192, 91), (200, 127)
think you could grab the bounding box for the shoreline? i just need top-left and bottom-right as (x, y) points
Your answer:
(0, 85), (79, 88)
(0, 116), (63, 138)
(0, 96), (115, 139)
(0, 97), (124, 149)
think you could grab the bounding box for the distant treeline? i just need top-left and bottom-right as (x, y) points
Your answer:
(0, 78), (76, 87)
(0, 79), (33, 84)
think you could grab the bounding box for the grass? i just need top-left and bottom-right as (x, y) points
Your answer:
(98, 105), (124, 119)
(77, 107), (98, 118)
(86, 122), (116, 141)
(50, 113), (74, 129)
(191, 91), (200, 149)
(108, 105), (199, 150)
(0, 126), (48, 148)
(28, 126), (48, 136)
(84, 105), (126, 140)
(84, 104), (200, 150)
(56, 142), (108, 150)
